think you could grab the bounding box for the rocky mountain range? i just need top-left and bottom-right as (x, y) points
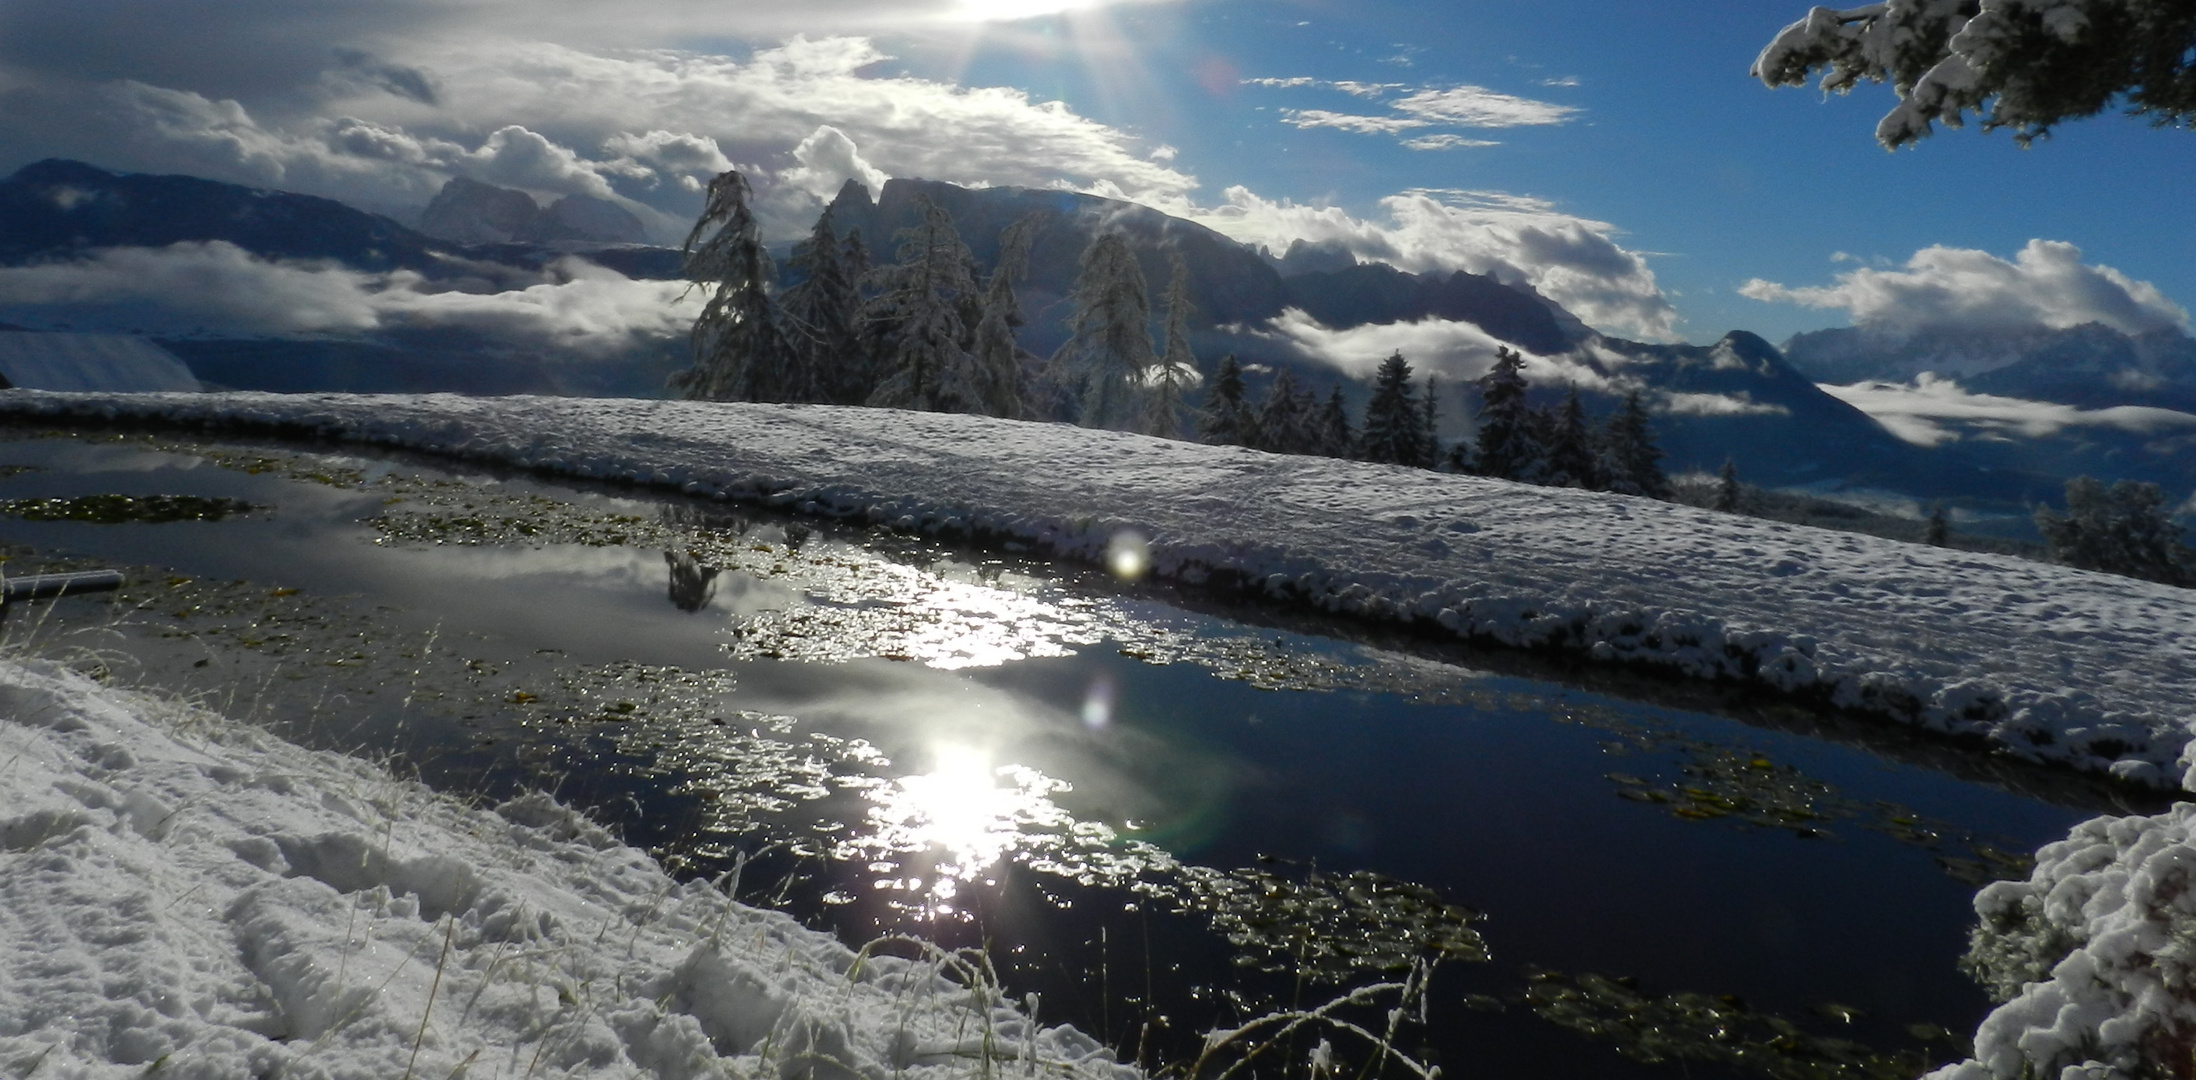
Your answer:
(1784, 322), (2196, 414)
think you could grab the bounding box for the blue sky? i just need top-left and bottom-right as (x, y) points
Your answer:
(1, 0), (2190, 346)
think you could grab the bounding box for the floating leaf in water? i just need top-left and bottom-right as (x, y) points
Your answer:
(0, 494), (259, 524)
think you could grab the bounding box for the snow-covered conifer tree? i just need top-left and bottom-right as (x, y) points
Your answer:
(1198, 353), (1255, 446)
(673, 171), (799, 402)
(971, 215), (1041, 419)
(779, 205), (863, 405)
(2036, 477), (2194, 585)
(1253, 368), (1319, 454)
(1052, 232), (1157, 431)
(1924, 503), (1951, 547)
(1358, 351), (1428, 467)
(1473, 347), (1543, 481)
(1600, 391), (1670, 499)
(1141, 253), (1201, 438)
(1714, 459), (1743, 513)
(1544, 385), (1604, 489)
(1316, 385), (1353, 458)
(863, 195), (986, 413)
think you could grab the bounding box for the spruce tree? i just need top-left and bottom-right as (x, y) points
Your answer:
(1714, 459), (1743, 513)
(1253, 368), (1318, 454)
(971, 214), (1041, 419)
(1419, 377), (1441, 469)
(1316, 385), (1353, 458)
(863, 195), (985, 413)
(2035, 477), (2194, 585)
(1473, 347), (1542, 481)
(1142, 253), (1200, 438)
(1601, 391), (1670, 499)
(1052, 232), (1157, 431)
(1198, 353), (1254, 446)
(1924, 503), (1951, 547)
(673, 170), (798, 402)
(1359, 351), (1427, 466)
(779, 205), (862, 404)
(1544, 385), (1604, 489)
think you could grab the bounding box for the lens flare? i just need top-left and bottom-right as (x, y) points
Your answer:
(1081, 672), (1116, 729)
(1105, 529), (1150, 580)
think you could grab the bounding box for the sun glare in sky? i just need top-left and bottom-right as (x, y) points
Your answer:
(949, 0), (1113, 22)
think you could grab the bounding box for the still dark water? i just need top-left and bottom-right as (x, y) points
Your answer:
(0, 428), (2137, 1080)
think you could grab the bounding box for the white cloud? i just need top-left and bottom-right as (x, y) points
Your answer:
(1279, 109), (1427, 134)
(1821, 373), (2196, 447)
(776, 124), (891, 201)
(1388, 86), (1575, 127)
(1251, 308), (1596, 386)
(1658, 391), (1790, 417)
(1400, 134), (1500, 151)
(1161, 187), (1675, 341)
(0, 242), (692, 357)
(1741, 240), (2190, 337)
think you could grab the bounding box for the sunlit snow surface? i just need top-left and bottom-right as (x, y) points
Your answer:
(0, 657), (1135, 1080)
(2, 390), (2188, 789)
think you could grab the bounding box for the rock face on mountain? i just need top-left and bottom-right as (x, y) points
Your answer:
(416, 177), (648, 245)
(1783, 322), (2196, 413)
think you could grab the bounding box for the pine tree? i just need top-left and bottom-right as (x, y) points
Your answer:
(2035, 477), (2194, 585)
(1600, 391), (1670, 499)
(1714, 459), (1743, 513)
(1141, 253), (1200, 438)
(1924, 503), (1951, 547)
(863, 195), (986, 413)
(1359, 351), (1428, 466)
(1473, 346), (1543, 481)
(673, 170), (799, 402)
(778, 205), (863, 405)
(1253, 368), (1319, 454)
(1544, 385), (1604, 489)
(1198, 353), (1255, 446)
(1052, 232), (1157, 431)
(970, 214), (1041, 419)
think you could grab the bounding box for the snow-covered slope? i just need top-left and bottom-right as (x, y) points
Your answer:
(0, 657), (1131, 1080)
(3, 389), (2192, 790)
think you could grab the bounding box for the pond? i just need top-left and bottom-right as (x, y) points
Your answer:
(0, 426), (2150, 1080)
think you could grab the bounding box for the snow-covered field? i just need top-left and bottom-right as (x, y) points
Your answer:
(3, 389), (2190, 789)
(0, 656), (1134, 1080)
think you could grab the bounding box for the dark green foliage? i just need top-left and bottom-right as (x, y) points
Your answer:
(1601, 391), (1670, 499)
(1544, 385), (1604, 490)
(1473, 346), (1543, 481)
(1924, 503), (1951, 547)
(1197, 353), (1255, 446)
(1251, 367), (1320, 454)
(674, 171), (799, 402)
(1358, 351), (1430, 467)
(1715, 459), (1743, 513)
(1756, 0), (2196, 147)
(862, 195), (985, 413)
(779, 205), (864, 404)
(1316, 385), (1354, 458)
(1421, 376), (1442, 467)
(2035, 476), (2194, 585)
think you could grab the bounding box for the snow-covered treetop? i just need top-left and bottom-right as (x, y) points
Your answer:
(1754, 0), (2196, 147)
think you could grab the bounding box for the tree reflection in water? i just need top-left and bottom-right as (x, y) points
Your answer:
(663, 550), (721, 612)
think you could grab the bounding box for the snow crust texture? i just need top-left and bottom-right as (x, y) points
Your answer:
(0, 658), (1134, 1080)
(1933, 806), (2196, 1080)
(4, 390), (2193, 789)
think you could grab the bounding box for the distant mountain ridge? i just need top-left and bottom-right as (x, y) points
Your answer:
(1783, 322), (2196, 414)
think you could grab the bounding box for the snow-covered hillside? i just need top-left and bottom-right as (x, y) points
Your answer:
(2, 389), (2191, 790)
(0, 656), (1132, 1079)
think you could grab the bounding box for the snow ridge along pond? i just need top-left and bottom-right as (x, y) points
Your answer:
(2, 389), (2189, 789)
(0, 656), (1134, 1080)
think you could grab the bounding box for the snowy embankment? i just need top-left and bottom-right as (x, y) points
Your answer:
(6, 389), (2192, 788)
(0, 657), (1133, 1080)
